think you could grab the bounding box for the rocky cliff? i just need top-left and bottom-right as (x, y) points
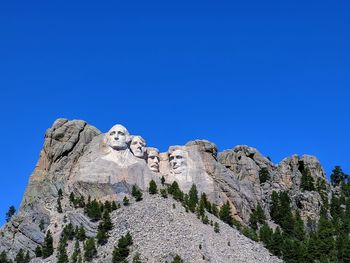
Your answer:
(0, 118), (336, 262)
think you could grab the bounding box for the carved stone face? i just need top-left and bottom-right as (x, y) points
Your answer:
(130, 136), (146, 158)
(106, 124), (130, 150)
(147, 148), (160, 172)
(169, 149), (187, 174)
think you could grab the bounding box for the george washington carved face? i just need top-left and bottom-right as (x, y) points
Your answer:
(106, 124), (130, 151)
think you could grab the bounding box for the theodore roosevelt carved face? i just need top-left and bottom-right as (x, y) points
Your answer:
(147, 147), (160, 172)
(169, 149), (187, 174)
(106, 124), (130, 151)
(130, 136), (146, 158)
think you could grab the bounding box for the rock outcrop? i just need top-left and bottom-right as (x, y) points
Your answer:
(0, 118), (334, 262)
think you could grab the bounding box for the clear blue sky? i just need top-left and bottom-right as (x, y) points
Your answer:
(0, 0), (349, 225)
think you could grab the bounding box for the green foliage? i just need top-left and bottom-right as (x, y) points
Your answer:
(0, 251), (9, 263)
(42, 230), (54, 258)
(132, 185), (143, 201)
(149, 180), (158, 194)
(84, 238), (97, 262)
(85, 199), (102, 221)
(132, 253), (142, 263)
(331, 165), (347, 186)
(15, 249), (24, 263)
(167, 181), (184, 201)
(5, 206), (16, 222)
(77, 224), (86, 241)
(57, 235), (68, 263)
(219, 201), (233, 226)
(112, 233), (133, 263)
(259, 167), (270, 184)
(259, 224), (273, 247)
(214, 222), (220, 233)
(160, 188), (168, 198)
(35, 246), (42, 257)
(62, 223), (75, 240)
(171, 255), (184, 263)
(300, 168), (315, 192)
(249, 203), (266, 230)
(123, 196), (129, 206)
(39, 219), (45, 231)
(71, 240), (81, 263)
(187, 184), (199, 212)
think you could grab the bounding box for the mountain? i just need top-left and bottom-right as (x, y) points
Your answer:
(0, 118), (348, 263)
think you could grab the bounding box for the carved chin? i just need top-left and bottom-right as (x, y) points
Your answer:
(149, 164), (159, 172)
(171, 167), (186, 174)
(133, 151), (144, 158)
(110, 143), (127, 150)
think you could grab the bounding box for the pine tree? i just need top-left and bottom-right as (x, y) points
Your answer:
(214, 222), (220, 233)
(57, 236), (68, 263)
(15, 249), (24, 263)
(42, 230), (54, 258)
(171, 255), (184, 263)
(84, 238), (97, 262)
(5, 206), (16, 222)
(160, 188), (168, 198)
(86, 199), (102, 221)
(293, 210), (305, 241)
(259, 223), (273, 248)
(111, 201), (118, 210)
(270, 227), (283, 257)
(188, 184), (198, 212)
(71, 240), (81, 263)
(331, 166), (346, 186)
(24, 251), (30, 263)
(132, 185), (143, 201)
(316, 214), (335, 259)
(96, 227), (108, 245)
(300, 168), (315, 192)
(57, 198), (63, 213)
(123, 196), (129, 206)
(249, 203), (266, 230)
(168, 181), (184, 201)
(77, 224), (86, 241)
(70, 192), (75, 204)
(259, 167), (270, 184)
(149, 180), (158, 194)
(35, 246), (42, 257)
(132, 253), (142, 263)
(219, 201), (233, 226)
(0, 251), (8, 263)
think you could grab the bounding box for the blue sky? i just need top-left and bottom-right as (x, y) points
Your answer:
(0, 0), (349, 225)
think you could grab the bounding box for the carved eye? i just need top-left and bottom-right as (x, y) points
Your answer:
(110, 131), (116, 135)
(118, 131), (125, 136)
(169, 156), (174, 161)
(176, 156), (183, 159)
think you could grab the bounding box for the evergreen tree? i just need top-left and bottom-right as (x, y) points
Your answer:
(149, 180), (158, 194)
(70, 192), (75, 204)
(71, 240), (81, 263)
(0, 251), (8, 263)
(104, 200), (111, 212)
(259, 223), (273, 248)
(316, 214), (335, 260)
(293, 211), (305, 241)
(111, 201), (118, 211)
(187, 184), (198, 212)
(5, 206), (16, 222)
(39, 219), (45, 231)
(249, 203), (266, 230)
(24, 251), (30, 263)
(270, 227), (283, 257)
(259, 167), (270, 184)
(86, 199), (102, 221)
(123, 196), (129, 206)
(84, 238), (97, 262)
(15, 249), (24, 263)
(167, 181), (184, 201)
(219, 201), (233, 226)
(171, 255), (184, 263)
(331, 165), (346, 186)
(132, 253), (142, 263)
(132, 185), (143, 201)
(125, 232), (133, 246)
(300, 168), (315, 192)
(35, 246), (42, 257)
(96, 227), (108, 245)
(214, 222), (220, 233)
(57, 198), (63, 213)
(77, 224), (86, 241)
(42, 230), (54, 258)
(62, 223), (75, 240)
(160, 188), (168, 198)
(57, 236), (68, 263)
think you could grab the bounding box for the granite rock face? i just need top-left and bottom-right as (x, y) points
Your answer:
(0, 119), (334, 262)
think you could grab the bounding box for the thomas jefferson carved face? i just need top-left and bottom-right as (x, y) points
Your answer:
(130, 136), (146, 158)
(106, 124), (130, 150)
(147, 148), (160, 172)
(169, 149), (187, 174)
